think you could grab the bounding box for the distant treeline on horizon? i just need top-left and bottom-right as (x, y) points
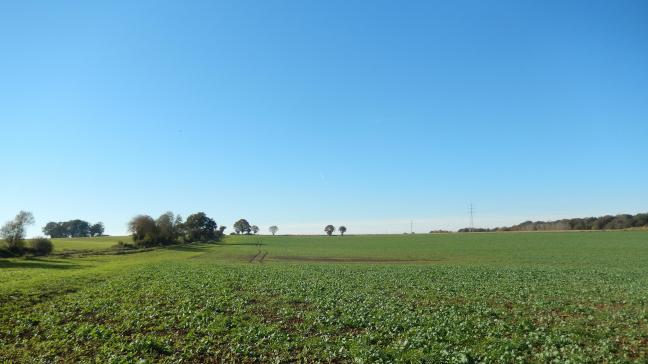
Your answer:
(457, 212), (648, 232)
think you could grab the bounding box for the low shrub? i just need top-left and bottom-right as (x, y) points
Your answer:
(29, 237), (53, 256)
(0, 247), (17, 258)
(113, 241), (136, 250)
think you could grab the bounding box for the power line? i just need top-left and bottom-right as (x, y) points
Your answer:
(469, 203), (474, 232)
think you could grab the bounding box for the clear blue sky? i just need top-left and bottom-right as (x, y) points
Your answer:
(1, 0), (647, 236)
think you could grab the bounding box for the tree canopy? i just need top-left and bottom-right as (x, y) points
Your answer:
(324, 225), (335, 236)
(128, 211), (221, 247)
(42, 219), (103, 238)
(89, 223), (105, 237)
(233, 219), (252, 235)
(184, 212), (219, 242)
(458, 212), (648, 232)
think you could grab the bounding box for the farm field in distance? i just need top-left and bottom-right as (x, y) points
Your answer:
(2, 231), (648, 362)
(50, 235), (125, 252)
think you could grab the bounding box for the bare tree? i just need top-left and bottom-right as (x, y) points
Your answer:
(251, 225), (260, 234)
(269, 225), (279, 236)
(127, 215), (157, 245)
(1, 211), (35, 253)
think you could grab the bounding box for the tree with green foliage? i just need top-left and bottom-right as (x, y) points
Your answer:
(500, 212), (648, 232)
(269, 225), (278, 236)
(324, 225), (335, 236)
(634, 213), (648, 227)
(127, 212), (220, 246)
(233, 219), (252, 235)
(251, 225), (259, 234)
(63, 219), (91, 237)
(43, 220), (101, 238)
(156, 212), (181, 244)
(43, 221), (66, 238)
(89, 222), (105, 237)
(184, 212), (218, 242)
(338, 226), (347, 236)
(1, 211), (35, 254)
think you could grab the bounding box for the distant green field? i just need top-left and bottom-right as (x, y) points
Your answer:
(2, 231), (648, 362)
(220, 231), (648, 268)
(51, 235), (126, 252)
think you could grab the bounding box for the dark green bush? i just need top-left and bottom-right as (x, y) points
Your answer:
(0, 247), (16, 258)
(113, 241), (136, 250)
(29, 237), (53, 256)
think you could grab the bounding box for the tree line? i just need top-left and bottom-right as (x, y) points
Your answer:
(2, 210), (288, 257)
(231, 220), (281, 236)
(127, 212), (225, 247)
(504, 213), (648, 231)
(324, 225), (347, 236)
(458, 212), (648, 232)
(43, 220), (104, 238)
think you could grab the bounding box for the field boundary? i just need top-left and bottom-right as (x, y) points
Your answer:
(268, 256), (445, 264)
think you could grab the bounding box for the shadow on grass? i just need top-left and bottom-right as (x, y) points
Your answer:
(0, 258), (81, 270)
(163, 241), (267, 251)
(219, 243), (266, 246)
(163, 244), (218, 252)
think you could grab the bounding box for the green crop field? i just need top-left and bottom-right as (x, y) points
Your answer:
(2, 231), (648, 362)
(50, 236), (125, 252)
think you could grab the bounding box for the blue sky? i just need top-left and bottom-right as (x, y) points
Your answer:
(1, 0), (647, 236)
